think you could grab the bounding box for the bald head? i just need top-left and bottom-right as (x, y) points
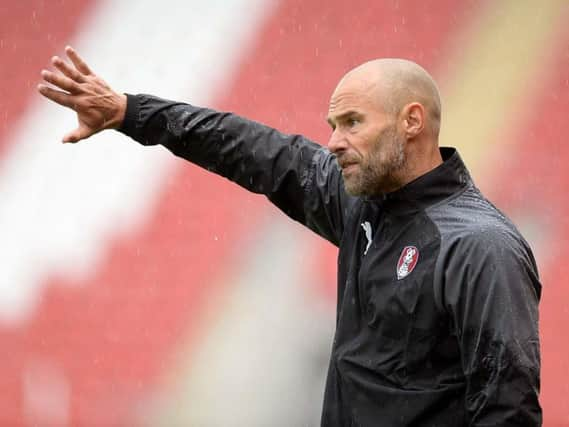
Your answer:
(327, 58), (444, 196)
(338, 58), (442, 138)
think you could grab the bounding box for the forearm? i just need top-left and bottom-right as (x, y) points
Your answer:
(117, 94), (350, 244)
(118, 94), (316, 191)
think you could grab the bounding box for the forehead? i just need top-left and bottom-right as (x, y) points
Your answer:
(328, 76), (381, 116)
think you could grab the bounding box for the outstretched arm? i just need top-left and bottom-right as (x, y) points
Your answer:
(38, 46), (126, 143)
(38, 47), (355, 245)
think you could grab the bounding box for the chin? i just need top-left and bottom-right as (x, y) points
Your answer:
(344, 181), (368, 197)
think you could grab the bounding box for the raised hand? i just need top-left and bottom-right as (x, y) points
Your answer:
(38, 46), (127, 143)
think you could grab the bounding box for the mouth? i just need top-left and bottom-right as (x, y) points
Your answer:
(340, 162), (359, 174)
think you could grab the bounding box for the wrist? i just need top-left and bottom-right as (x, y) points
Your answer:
(116, 93), (140, 139)
(109, 93), (127, 129)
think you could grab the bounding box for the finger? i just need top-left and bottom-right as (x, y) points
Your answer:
(63, 125), (93, 144)
(37, 84), (75, 108)
(41, 69), (81, 93)
(65, 46), (93, 75)
(51, 56), (86, 83)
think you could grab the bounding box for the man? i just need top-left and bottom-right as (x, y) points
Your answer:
(38, 46), (542, 426)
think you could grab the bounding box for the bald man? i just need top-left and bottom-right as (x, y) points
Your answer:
(39, 48), (542, 426)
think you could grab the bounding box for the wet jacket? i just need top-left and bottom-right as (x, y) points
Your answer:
(119, 94), (542, 426)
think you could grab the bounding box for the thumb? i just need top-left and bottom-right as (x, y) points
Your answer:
(62, 125), (94, 144)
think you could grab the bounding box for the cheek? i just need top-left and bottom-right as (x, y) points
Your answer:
(376, 127), (399, 156)
(353, 129), (379, 159)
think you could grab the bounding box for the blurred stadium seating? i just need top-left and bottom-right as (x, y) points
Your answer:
(0, 0), (567, 425)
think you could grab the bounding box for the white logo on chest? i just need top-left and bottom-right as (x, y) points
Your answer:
(396, 246), (420, 280)
(361, 221), (373, 256)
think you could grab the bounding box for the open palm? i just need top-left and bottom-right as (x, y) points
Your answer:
(38, 46), (126, 143)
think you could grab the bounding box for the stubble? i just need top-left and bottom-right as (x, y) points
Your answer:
(344, 125), (407, 197)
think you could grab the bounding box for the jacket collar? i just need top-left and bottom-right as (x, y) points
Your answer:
(365, 147), (472, 213)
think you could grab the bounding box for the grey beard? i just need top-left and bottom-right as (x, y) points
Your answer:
(345, 136), (406, 197)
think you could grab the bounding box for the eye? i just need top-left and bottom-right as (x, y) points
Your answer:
(348, 117), (360, 128)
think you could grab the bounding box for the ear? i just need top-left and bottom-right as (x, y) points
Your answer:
(402, 102), (425, 138)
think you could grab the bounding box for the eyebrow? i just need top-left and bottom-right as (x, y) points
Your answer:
(326, 110), (361, 127)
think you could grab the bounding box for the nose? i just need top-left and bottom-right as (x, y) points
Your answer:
(327, 129), (348, 155)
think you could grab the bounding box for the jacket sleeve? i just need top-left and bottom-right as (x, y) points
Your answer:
(117, 93), (355, 246)
(441, 230), (542, 426)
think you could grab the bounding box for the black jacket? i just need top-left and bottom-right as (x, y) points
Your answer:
(119, 94), (542, 426)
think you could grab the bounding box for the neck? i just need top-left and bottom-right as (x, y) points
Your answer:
(395, 142), (443, 191)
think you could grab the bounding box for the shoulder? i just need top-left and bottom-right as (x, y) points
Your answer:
(430, 189), (542, 311)
(428, 185), (529, 251)
(428, 185), (538, 281)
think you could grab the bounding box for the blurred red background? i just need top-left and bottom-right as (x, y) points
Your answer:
(0, 0), (567, 425)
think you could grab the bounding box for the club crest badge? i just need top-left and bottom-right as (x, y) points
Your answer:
(396, 246), (419, 280)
